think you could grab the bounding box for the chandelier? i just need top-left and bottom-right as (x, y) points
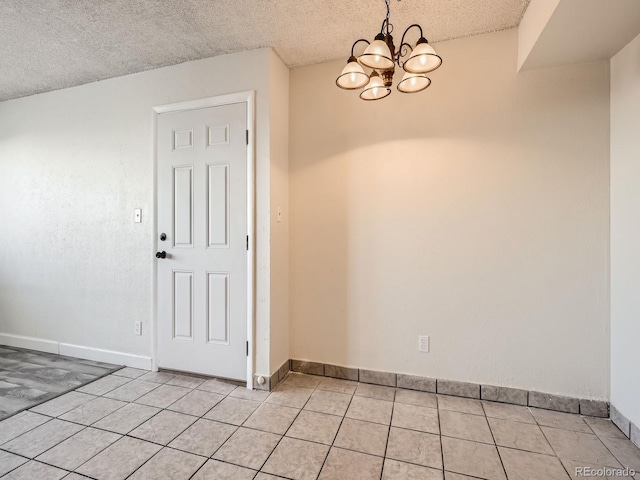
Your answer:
(336, 0), (442, 100)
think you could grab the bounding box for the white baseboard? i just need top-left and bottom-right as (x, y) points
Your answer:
(0, 333), (152, 370)
(0, 333), (59, 354)
(59, 343), (152, 370)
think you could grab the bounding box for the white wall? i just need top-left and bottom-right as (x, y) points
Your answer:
(289, 28), (611, 399)
(0, 48), (283, 377)
(610, 32), (640, 427)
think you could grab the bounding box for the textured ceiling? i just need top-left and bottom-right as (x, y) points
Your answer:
(0, 0), (529, 102)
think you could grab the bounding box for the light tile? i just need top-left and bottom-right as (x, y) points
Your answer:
(192, 459), (256, 480)
(243, 402), (300, 434)
(324, 364), (359, 381)
(392, 403), (439, 434)
(265, 384), (314, 409)
(440, 409), (494, 444)
(531, 408), (592, 433)
(59, 396), (127, 425)
(204, 397), (261, 425)
(0, 411), (50, 444)
(396, 374), (437, 393)
(291, 360), (324, 376)
(562, 459), (634, 480)
(317, 377), (358, 395)
(104, 379), (159, 402)
(169, 418), (237, 457)
(542, 427), (621, 467)
(355, 384), (396, 402)
(437, 380), (480, 399)
(318, 447), (384, 480)
(92, 402), (161, 434)
(30, 391), (95, 417)
(134, 384), (191, 408)
(580, 399), (609, 418)
(36, 427), (121, 470)
(281, 373), (322, 389)
(382, 459), (443, 480)
(346, 396), (393, 425)
(481, 385), (528, 406)
(599, 436), (640, 470)
(77, 375), (131, 396)
(286, 410), (342, 445)
(437, 395), (484, 416)
(138, 372), (176, 384)
(76, 436), (162, 480)
(499, 446), (569, 480)
(167, 389), (225, 417)
(488, 417), (554, 454)
(111, 367), (147, 379)
(334, 418), (389, 456)
(585, 417), (629, 439)
(304, 389), (352, 416)
(529, 391), (579, 414)
(395, 389), (437, 408)
(359, 369), (396, 387)
(442, 436), (506, 480)
(212, 427), (281, 470)
(0, 450), (28, 477)
(129, 409), (197, 445)
(445, 473), (478, 480)
(482, 401), (536, 424)
(262, 437), (330, 480)
(128, 447), (205, 480)
(1, 461), (67, 480)
(197, 379), (238, 395)
(166, 374), (206, 389)
(1, 418), (84, 458)
(230, 386), (270, 402)
(386, 427), (442, 468)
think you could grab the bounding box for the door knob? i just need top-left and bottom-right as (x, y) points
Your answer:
(155, 251), (167, 259)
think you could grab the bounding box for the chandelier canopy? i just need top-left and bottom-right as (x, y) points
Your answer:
(336, 0), (442, 101)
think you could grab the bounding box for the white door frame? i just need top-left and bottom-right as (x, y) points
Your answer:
(151, 91), (255, 388)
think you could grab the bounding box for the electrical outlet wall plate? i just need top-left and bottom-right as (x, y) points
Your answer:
(419, 335), (430, 353)
(135, 321), (142, 336)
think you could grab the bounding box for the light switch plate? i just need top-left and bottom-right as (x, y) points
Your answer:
(134, 208), (142, 223)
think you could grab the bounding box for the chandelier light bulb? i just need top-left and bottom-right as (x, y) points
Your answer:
(360, 72), (391, 101)
(397, 71), (431, 93)
(336, 56), (370, 90)
(403, 38), (442, 74)
(358, 34), (394, 70)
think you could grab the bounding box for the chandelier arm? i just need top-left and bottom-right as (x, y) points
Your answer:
(399, 23), (425, 51)
(350, 38), (371, 57)
(396, 42), (413, 67)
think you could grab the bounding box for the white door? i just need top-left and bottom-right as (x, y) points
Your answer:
(157, 102), (248, 381)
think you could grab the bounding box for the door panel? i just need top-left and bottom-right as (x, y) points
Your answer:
(157, 102), (247, 380)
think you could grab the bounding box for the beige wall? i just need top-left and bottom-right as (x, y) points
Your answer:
(289, 29), (611, 399)
(610, 32), (640, 427)
(268, 50), (291, 375)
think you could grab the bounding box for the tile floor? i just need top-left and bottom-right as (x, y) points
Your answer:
(0, 370), (639, 479)
(0, 346), (120, 420)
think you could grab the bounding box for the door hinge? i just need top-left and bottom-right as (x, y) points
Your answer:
(246, 235), (249, 251)
(246, 129), (249, 145)
(246, 341), (249, 356)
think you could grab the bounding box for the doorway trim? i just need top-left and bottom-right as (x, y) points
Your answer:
(151, 91), (256, 388)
